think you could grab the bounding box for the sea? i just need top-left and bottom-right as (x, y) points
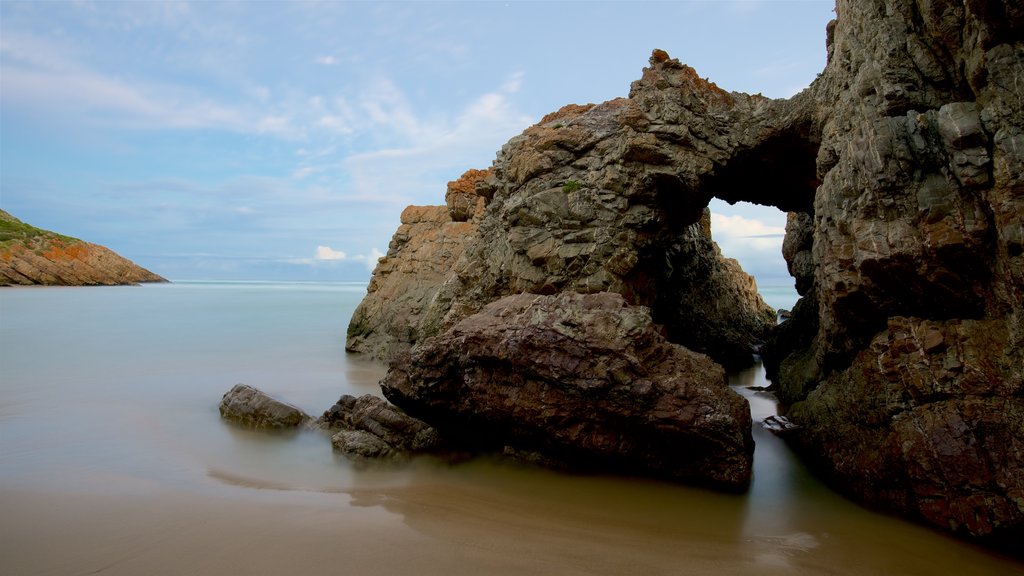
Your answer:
(1, 281), (1020, 575)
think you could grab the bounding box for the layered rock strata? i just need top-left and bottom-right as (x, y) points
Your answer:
(382, 292), (754, 491)
(352, 64), (785, 369)
(0, 210), (166, 286)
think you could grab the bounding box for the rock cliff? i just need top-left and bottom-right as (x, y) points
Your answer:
(0, 210), (166, 286)
(347, 0), (1024, 548)
(346, 169), (491, 359)
(764, 0), (1024, 551)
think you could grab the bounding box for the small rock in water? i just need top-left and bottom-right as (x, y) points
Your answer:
(331, 430), (397, 461)
(761, 415), (798, 435)
(218, 384), (311, 430)
(320, 394), (443, 461)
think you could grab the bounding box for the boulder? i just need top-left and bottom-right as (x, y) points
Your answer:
(218, 384), (311, 430)
(320, 394), (442, 460)
(381, 292), (754, 491)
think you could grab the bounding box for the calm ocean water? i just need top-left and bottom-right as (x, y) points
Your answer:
(1, 282), (1020, 575)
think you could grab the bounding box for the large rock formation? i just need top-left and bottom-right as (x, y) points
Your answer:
(0, 210), (166, 286)
(346, 0), (1024, 549)
(763, 0), (1024, 552)
(350, 70), (782, 370)
(382, 292), (754, 491)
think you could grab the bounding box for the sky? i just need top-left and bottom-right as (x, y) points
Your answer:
(1, 0), (835, 285)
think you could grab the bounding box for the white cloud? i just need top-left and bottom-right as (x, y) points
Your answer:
(341, 73), (533, 203)
(315, 245), (347, 260)
(315, 55), (337, 65)
(710, 212), (785, 252)
(313, 246), (382, 270)
(708, 200), (791, 284)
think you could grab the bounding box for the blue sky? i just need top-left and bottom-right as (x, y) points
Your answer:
(1, 1), (834, 284)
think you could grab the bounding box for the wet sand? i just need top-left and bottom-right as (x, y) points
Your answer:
(4, 452), (1023, 576)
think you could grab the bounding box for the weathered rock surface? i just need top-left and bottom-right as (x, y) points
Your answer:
(346, 169), (490, 359)
(219, 384), (312, 430)
(787, 318), (1023, 544)
(350, 77), (782, 369)
(381, 292), (754, 491)
(0, 210), (166, 286)
(320, 394), (442, 460)
(344, 0), (1024, 550)
(760, 0), (1024, 551)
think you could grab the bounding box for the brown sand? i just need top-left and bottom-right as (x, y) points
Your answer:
(5, 468), (1022, 576)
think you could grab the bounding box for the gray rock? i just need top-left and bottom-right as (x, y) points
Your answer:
(218, 384), (311, 430)
(330, 430), (397, 461)
(319, 394), (442, 459)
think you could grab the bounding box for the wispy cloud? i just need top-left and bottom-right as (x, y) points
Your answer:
(340, 73), (533, 203)
(710, 212), (785, 252)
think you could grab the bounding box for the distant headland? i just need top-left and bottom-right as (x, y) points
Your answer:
(0, 209), (166, 286)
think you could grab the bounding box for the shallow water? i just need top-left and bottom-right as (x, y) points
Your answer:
(1, 282), (1020, 575)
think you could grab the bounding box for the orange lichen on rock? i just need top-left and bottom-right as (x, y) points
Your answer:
(641, 49), (736, 108)
(446, 168), (492, 196)
(539, 104), (597, 126)
(649, 48), (670, 64)
(445, 168), (494, 222)
(42, 240), (91, 261)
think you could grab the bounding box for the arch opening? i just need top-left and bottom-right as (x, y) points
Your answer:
(706, 127), (821, 215)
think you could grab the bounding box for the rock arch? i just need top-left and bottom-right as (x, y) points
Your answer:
(348, 1), (1024, 548)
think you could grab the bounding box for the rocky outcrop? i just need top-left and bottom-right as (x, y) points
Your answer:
(344, 0), (1023, 549)
(381, 292), (754, 491)
(219, 384), (312, 430)
(350, 75), (783, 369)
(319, 394), (442, 461)
(761, 0), (1024, 551)
(414, 80), (782, 370)
(0, 210), (166, 286)
(346, 169), (490, 359)
(786, 318), (1023, 545)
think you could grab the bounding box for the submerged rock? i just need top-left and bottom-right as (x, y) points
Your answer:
(382, 292), (754, 491)
(218, 384), (311, 430)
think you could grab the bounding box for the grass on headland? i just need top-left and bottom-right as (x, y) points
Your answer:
(0, 209), (79, 247)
